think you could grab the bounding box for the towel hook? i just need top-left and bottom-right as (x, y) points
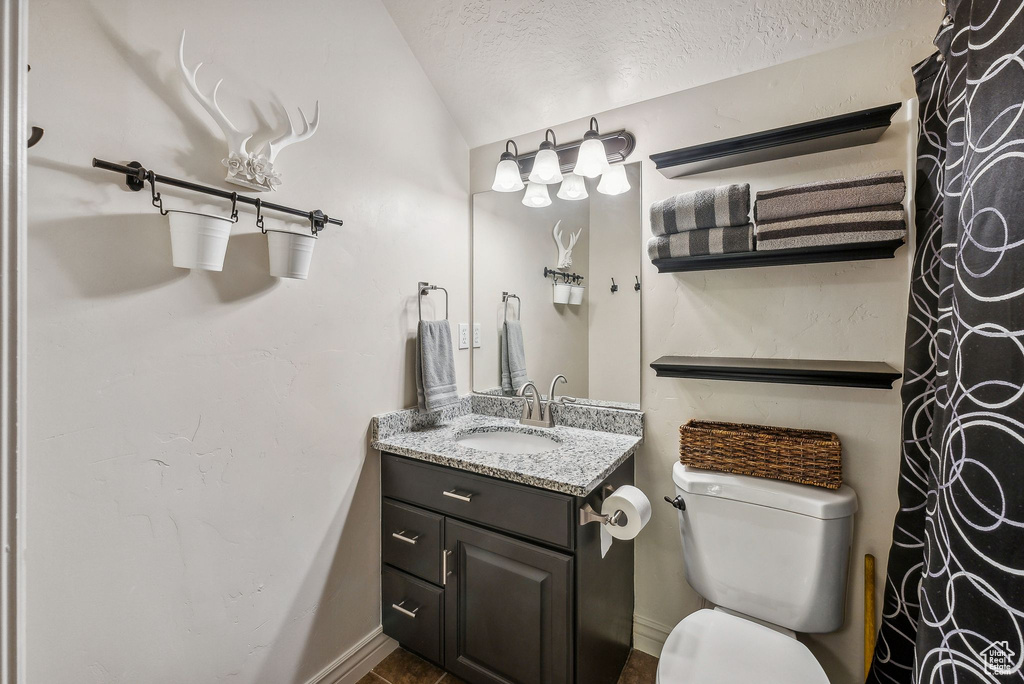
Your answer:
(147, 171), (167, 216)
(610, 277), (618, 294)
(634, 275), (641, 292)
(256, 198), (266, 233)
(502, 292), (521, 323)
(418, 282), (449, 321)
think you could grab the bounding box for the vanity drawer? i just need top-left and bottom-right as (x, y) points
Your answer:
(381, 453), (574, 549)
(382, 566), (443, 665)
(382, 499), (444, 585)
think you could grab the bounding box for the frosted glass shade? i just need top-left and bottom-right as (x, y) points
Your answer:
(597, 164), (630, 196)
(573, 138), (610, 178)
(557, 173), (588, 201)
(529, 148), (563, 185)
(522, 181), (552, 208)
(492, 158), (525, 192)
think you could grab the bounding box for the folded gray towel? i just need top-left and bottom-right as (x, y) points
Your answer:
(416, 319), (459, 413)
(754, 170), (906, 222)
(647, 224), (754, 260)
(755, 205), (907, 251)
(650, 183), (750, 236)
(500, 320), (529, 394)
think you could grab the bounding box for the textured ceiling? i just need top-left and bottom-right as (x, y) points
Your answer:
(381, 0), (938, 147)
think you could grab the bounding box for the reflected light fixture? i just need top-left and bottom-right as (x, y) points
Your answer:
(491, 140), (525, 192)
(557, 173), (588, 201)
(522, 181), (552, 208)
(528, 129), (564, 185)
(597, 164), (630, 196)
(572, 117), (610, 178)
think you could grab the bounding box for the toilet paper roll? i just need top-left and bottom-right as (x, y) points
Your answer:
(599, 485), (652, 557)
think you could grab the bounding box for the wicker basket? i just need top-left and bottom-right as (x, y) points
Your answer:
(679, 420), (842, 489)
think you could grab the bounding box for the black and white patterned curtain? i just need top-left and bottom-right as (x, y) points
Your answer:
(869, 1), (1024, 682)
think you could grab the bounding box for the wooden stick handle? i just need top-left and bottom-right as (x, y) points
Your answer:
(864, 553), (876, 681)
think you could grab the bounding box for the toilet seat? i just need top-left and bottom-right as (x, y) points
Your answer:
(656, 609), (829, 684)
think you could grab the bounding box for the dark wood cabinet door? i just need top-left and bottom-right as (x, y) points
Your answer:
(444, 519), (573, 684)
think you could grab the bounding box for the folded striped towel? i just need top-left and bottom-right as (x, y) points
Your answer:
(755, 205), (906, 251)
(754, 170), (906, 222)
(648, 224), (754, 260)
(650, 183), (750, 236)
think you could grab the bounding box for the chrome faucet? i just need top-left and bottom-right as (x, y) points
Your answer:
(518, 382), (545, 426)
(518, 375), (574, 428)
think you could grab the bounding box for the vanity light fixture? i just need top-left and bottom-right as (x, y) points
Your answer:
(528, 129), (564, 185)
(573, 117), (611, 178)
(557, 173), (588, 201)
(522, 181), (552, 208)
(491, 140), (525, 192)
(597, 164), (630, 196)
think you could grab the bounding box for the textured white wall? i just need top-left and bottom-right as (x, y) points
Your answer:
(383, 0), (937, 146)
(26, 1), (469, 682)
(470, 30), (939, 684)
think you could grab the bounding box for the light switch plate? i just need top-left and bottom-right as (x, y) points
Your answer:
(458, 323), (470, 350)
(472, 323), (481, 348)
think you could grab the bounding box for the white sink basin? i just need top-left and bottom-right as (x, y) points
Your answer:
(455, 429), (560, 455)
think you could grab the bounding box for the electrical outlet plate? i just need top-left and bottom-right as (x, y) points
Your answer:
(458, 324), (470, 350)
(472, 323), (481, 348)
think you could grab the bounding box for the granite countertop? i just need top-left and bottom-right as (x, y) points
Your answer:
(371, 403), (643, 497)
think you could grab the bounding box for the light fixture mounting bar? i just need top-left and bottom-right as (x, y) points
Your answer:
(516, 130), (635, 182)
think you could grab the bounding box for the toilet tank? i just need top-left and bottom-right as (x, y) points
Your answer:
(672, 462), (858, 633)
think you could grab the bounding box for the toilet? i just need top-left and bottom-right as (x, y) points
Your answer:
(657, 462), (858, 683)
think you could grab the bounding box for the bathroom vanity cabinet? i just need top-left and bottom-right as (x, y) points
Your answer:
(380, 451), (635, 684)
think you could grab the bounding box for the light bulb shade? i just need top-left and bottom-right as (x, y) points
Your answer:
(522, 181), (552, 208)
(528, 148), (563, 184)
(596, 164), (630, 196)
(573, 137), (610, 178)
(557, 173), (588, 201)
(491, 158), (525, 192)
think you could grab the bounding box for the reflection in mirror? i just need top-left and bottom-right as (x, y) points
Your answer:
(472, 162), (642, 409)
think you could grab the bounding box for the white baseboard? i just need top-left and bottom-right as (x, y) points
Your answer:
(633, 614), (674, 657)
(305, 626), (398, 684)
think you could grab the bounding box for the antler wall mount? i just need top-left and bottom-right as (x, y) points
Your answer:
(178, 31), (320, 192)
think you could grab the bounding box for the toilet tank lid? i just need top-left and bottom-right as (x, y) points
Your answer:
(673, 462), (858, 519)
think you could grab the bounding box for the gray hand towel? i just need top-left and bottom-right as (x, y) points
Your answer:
(650, 183), (750, 236)
(500, 320), (529, 394)
(647, 224), (754, 260)
(416, 319), (459, 413)
(754, 170), (906, 222)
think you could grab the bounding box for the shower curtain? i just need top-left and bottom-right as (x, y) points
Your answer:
(869, 2), (1024, 682)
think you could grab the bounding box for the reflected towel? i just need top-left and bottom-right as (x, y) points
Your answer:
(650, 183), (750, 236)
(415, 319), (459, 413)
(500, 320), (529, 393)
(647, 224), (754, 260)
(754, 205), (907, 251)
(754, 170), (906, 222)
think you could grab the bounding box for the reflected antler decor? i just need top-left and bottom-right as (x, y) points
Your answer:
(552, 220), (581, 269)
(178, 31), (320, 192)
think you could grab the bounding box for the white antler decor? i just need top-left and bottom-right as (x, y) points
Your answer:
(552, 220), (582, 269)
(178, 31), (320, 192)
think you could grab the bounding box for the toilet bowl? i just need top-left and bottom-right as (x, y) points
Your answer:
(656, 609), (828, 683)
(656, 462), (858, 683)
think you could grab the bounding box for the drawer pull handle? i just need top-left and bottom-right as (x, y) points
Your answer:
(442, 549), (451, 585)
(443, 489), (474, 502)
(391, 601), (419, 619)
(391, 530), (420, 545)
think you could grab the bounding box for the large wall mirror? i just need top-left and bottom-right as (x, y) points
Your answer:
(472, 162), (642, 409)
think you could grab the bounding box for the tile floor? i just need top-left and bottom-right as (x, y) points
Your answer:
(357, 647), (658, 684)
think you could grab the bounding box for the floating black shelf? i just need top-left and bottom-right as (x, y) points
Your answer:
(651, 356), (901, 389)
(652, 239), (905, 273)
(650, 103), (902, 178)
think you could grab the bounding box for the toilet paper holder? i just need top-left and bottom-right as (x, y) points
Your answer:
(579, 484), (628, 527)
